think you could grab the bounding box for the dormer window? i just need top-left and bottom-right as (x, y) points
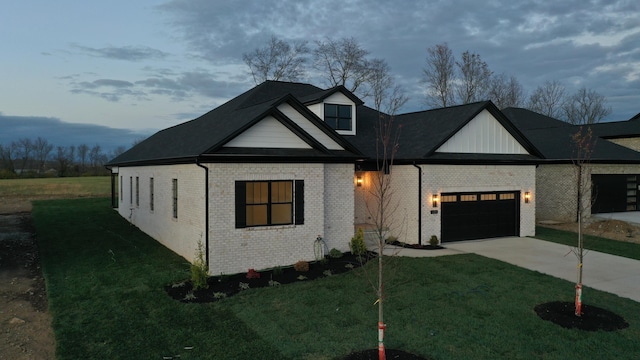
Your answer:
(324, 104), (352, 131)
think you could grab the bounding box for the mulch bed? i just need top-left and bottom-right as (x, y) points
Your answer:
(165, 252), (374, 303)
(343, 349), (431, 360)
(386, 240), (444, 250)
(534, 301), (629, 331)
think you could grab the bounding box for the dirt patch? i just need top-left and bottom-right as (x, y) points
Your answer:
(0, 213), (55, 360)
(538, 219), (640, 244)
(534, 301), (629, 331)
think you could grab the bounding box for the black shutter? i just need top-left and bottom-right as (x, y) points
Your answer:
(295, 180), (304, 225)
(235, 181), (246, 228)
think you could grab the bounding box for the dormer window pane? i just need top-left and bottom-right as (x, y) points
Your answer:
(324, 104), (352, 131)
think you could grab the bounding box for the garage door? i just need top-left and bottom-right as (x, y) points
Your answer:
(441, 191), (520, 242)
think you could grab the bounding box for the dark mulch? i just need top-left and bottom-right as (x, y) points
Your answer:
(343, 349), (431, 360)
(165, 252), (374, 303)
(386, 240), (444, 250)
(534, 301), (630, 331)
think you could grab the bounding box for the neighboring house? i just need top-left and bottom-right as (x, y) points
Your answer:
(502, 108), (640, 223)
(112, 80), (635, 275)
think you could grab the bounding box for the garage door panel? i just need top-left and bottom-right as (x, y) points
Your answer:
(441, 191), (519, 242)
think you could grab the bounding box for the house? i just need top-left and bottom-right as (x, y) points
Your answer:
(502, 108), (640, 223)
(107, 81), (567, 275)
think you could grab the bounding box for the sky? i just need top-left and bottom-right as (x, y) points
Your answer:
(2, 0), (639, 152)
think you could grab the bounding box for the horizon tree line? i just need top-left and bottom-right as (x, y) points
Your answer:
(0, 137), (128, 178)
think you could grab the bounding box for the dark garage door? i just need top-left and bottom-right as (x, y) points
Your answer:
(441, 191), (520, 242)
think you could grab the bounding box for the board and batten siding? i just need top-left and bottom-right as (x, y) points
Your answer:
(223, 116), (312, 149)
(277, 103), (344, 150)
(436, 110), (529, 154)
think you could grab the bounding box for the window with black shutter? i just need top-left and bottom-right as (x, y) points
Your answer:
(235, 180), (304, 228)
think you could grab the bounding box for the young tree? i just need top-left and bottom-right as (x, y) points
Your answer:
(422, 43), (456, 108)
(313, 37), (373, 98)
(562, 87), (612, 125)
(455, 51), (492, 104)
(527, 80), (566, 118)
(570, 126), (596, 316)
(242, 35), (309, 84)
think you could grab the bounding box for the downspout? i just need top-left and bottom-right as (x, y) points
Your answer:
(196, 158), (210, 268)
(412, 163), (422, 245)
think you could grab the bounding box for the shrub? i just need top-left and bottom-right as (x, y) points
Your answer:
(239, 282), (250, 291)
(190, 240), (209, 290)
(272, 266), (283, 277)
(294, 260), (309, 272)
(350, 228), (367, 256)
(246, 268), (260, 279)
(429, 235), (439, 246)
(329, 248), (343, 258)
(385, 235), (398, 244)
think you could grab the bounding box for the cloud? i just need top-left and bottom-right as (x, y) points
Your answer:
(0, 114), (155, 153)
(71, 44), (170, 61)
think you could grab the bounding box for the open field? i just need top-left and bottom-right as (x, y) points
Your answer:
(34, 198), (640, 359)
(0, 176), (110, 213)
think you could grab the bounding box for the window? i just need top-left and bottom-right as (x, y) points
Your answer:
(324, 104), (352, 131)
(172, 179), (178, 219)
(149, 177), (154, 211)
(481, 194), (496, 201)
(135, 177), (139, 207)
(120, 176), (123, 201)
(460, 195), (477, 202)
(129, 177), (133, 204)
(500, 193), (515, 200)
(235, 180), (304, 228)
(441, 195), (457, 203)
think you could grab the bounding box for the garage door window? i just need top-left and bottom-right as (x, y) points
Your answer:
(460, 195), (477, 201)
(500, 193), (515, 200)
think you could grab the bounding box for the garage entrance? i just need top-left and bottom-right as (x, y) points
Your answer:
(441, 191), (520, 242)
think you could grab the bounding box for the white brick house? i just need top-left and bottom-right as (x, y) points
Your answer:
(107, 81), (553, 275)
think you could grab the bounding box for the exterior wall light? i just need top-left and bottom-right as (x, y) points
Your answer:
(524, 192), (531, 203)
(356, 176), (363, 187)
(432, 194), (439, 208)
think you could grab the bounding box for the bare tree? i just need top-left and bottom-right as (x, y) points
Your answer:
(488, 73), (525, 109)
(313, 37), (373, 97)
(77, 144), (89, 172)
(55, 146), (72, 177)
(242, 36), (309, 84)
(562, 87), (612, 125)
(0, 143), (16, 174)
(455, 51), (492, 104)
(369, 59), (409, 115)
(88, 145), (104, 172)
(527, 80), (566, 118)
(14, 138), (34, 175)
(570, 126), (596, 316)
(33, 137), (53, 173)
(422, 43), (456, 108)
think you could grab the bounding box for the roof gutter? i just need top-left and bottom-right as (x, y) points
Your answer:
(195, 158), (210, 270)
(412, 162), (422, 245)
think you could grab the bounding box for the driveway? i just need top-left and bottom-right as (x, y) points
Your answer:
(379, 236), (640, 303)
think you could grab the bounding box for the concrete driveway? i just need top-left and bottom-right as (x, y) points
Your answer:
(381, 237), (640, 303)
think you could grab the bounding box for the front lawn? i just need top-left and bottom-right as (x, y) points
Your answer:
(35, 198), (640, 359)
(535, 226), (640, 261)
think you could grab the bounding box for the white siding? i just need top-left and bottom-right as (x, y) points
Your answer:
(223, 116), (311, 148)
(436, 110), (529, 154)
(277, 103), (344, 150)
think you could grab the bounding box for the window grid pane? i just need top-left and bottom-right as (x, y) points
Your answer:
(243, 181), (293, 227)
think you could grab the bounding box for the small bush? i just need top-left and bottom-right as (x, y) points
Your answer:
(429, 235), (439, 246)
(386, 235), (398, 244)
(246, 268), (260, 279)
(272, 266), (283, 276)
(323, 270), (332, 277)
(190, 240), (209, 290)
(239, 282), (250, 291)
(329, 248), (343, 258)
(294, 260), (309, 272)
(268, 280), (281, 287)
(213, 292), (227, 299)
(350, 228), (367, 256)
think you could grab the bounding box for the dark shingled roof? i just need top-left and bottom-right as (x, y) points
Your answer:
(503, 108), (640, 163)
(347, 101), (541, 164)
(107, 81), (362, 166)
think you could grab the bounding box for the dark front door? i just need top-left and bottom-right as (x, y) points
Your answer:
(441, 191), (520, 242)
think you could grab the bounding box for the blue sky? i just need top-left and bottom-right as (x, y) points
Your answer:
(2, 0), (639, 151)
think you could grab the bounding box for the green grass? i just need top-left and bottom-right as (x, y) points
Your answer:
(35, 198), (640, 359)
(0, 176), (110, 198)
(535, 226), (640, 261)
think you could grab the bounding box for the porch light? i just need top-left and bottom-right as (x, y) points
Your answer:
(524, 192), (531, 203)
(356, 176), (363, 187)
(432, 194), (439, 208)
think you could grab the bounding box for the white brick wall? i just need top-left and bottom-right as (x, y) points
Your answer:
(116, 164), (206, 263)
(207, 162), (354, 275)
(323, 163), (355, 253)
(353, 164), (536, 244)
